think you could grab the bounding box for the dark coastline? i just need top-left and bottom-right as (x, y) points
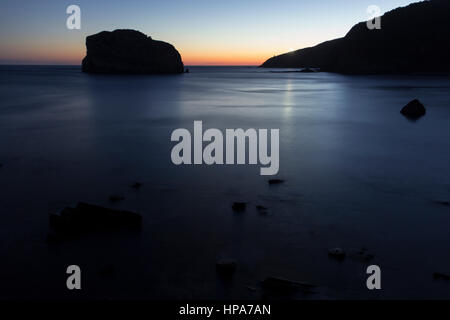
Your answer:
(260, 0), (450, 75)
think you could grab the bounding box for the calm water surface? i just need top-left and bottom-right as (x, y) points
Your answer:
(0, 66), (450, 299)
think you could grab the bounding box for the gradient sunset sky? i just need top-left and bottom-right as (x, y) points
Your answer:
(0, 0), (417, 66)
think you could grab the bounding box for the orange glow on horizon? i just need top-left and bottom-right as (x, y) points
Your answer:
(1, 44), (274, 66)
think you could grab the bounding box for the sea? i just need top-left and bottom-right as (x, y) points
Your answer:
(0, 65), (450, 299)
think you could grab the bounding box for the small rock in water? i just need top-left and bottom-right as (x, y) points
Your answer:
(328, 248), (346, 260)
(268, 179), (284, 185)
(109, 195), (125, 202)
(433, 272), (450, 280)
(47, 202), (142, 243)
(350, 249), (374, 262)
(131, 182), (142, 190)
(434, 201), (450, 207)
(400, 99), (426, 120)
(299, 67), (315, 73)
(216, 259), (237, 276)
(232, 202), (246, 212)
(0, 163), (3, 168)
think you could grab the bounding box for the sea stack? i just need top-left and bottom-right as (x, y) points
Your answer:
(82, 29), (184, 74)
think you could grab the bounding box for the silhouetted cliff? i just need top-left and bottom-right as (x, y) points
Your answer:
(261, 0), (450, 74)
(82, 29), (184, 74)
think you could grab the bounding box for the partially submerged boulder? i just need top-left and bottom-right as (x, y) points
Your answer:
(400, 99), (426, 120)
(268, 179), (284, 185)
(433, 272), (450, 280)
(82, 29), (184, 74)
(328, 248), (346, 260)
(47, 202), (142, 243)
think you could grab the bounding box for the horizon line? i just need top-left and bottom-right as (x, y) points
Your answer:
(0, 63), (261, 67)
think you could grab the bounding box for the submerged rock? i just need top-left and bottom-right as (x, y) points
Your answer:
(434, 201), (450, 207)
(47, 202), (142, 243)
(349, 248), (374, 263)
(328, 248), (346, 260)
(400, 99), (426, 120)
(82, 29), (184, 74)
(216, 259), (237, 276)
(131, 182), (142, 190)
(268, 179), (284, 185)
(299, 67), (316, 73)
(433, 272), (450, 280)
(232, 202), (247, 212)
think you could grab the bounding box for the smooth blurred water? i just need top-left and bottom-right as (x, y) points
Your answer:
(0, 65), (450, 299)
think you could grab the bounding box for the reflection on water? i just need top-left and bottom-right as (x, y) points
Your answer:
(0, 66), (450, 299)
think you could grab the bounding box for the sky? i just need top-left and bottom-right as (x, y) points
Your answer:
(0, 0), (418, 66)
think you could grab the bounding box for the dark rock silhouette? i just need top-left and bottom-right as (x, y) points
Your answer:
(131, 182), (142, 190)
(47, 202), (142, 243)
(434, 272), (450, 280)
(434, 200), (450, 207)
(328, 248), (346, 260)
(232, 202), (246, 212)
(299, 67), (316, 73)
(268, 179), (284, 185)
(401, 99), (426, 119)
(82, 29), (184, 74)
(261, 0), (450, 74)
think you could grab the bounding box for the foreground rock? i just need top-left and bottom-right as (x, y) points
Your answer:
(400, 99), (426, 120)
(47, 202), (142, 243)
(82, 29), (184, 74)
(261, 1), (450, 74)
